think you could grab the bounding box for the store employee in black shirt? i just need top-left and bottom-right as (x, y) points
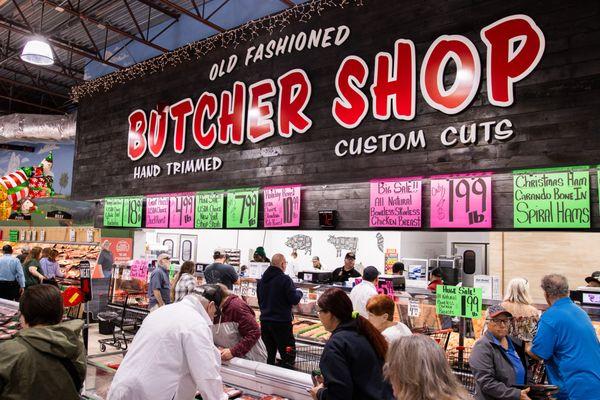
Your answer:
(331, 252), (361, 283)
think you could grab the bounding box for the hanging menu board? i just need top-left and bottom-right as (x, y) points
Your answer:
(263, 185), (301, 228)
(513, 167), (590, 228)
(195, 191), (225, 229)
(103, 198), (124, 227)
(430, 174), (492, 228)
(122, 197), (143, 228)
(169, 193), (195, 228)
(436, 285), (482, 318)
(227, 188), (259, 228)
(370, 178), (422, 228)
(146, 196), (170, 228)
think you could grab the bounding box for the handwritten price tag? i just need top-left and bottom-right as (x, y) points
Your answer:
(430, 175), (492, 228)
(130, 259), (148, 281)
(103, 198), (124, 227)
(226, 188), (259, 228)
(195, 191), (224, 229)
(122, 197), (143, 228)
(370, 178), (421, 228)
(169, 193), (195, 228)
(263, 185), (301, 227)
(436, 285), (482, 318)
(146, 196), (169, 228)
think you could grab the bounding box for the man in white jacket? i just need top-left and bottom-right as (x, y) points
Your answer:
(349, 266), (380, 318)
(108, 287), (228, 400)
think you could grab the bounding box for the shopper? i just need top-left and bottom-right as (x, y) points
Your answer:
(366, 294), (411, 342)
(22, 246), (45, 288)
(147, 253), (171, 311)
(331, 252), (361, 283)
(204, 249), (239, 290)
(384, 334), (471, 400)
(527, 274), (600, 400)
(40, 249), (63, 283)
(97, 240), (115, 278)
(171, 261), (197, 302)
(108, 287), (227, 400)
(312, 256), (323, 270)
(500, 278), (540, 341)
(392, 262), (405, 275)
(585, 271), (600, 287)
(427, 268), (444, 291)
(349, 265), (380, 318)
(257, 253), (303, 369)
(16, 246), (29, 264)
(253, 246), (270, 263)
(0, 245), (25, 301)
(0, 284), (86, 400)
(209, 284), (267, 362)
(309, 288), (393, 400)
(470, 305), (531, 400)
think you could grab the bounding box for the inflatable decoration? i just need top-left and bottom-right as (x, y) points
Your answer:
(0, 152), (54, 221)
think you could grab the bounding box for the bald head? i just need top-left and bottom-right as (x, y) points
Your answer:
(271, 253), (286, 270)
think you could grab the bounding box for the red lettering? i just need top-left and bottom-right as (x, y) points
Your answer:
(169, 98), (194, 154)
(248, 79), (276, 143)
(193, 93), (218, 150)
(127, 109), (147, 161)
(277, 69), (312, 138)
(421, 35), (481, 114)
(370, 39), (415, 120)
(332, 56), (369, 129)
(148, 109), (168, 157)
(481, 15), (545, 106)
(218, 82), (246, 145)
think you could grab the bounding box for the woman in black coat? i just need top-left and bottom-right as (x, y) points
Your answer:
(309, 288), (393, 400)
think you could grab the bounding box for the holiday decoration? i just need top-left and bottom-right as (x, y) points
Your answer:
(0, 152), (55, 220)
(71, 0), (365, 101)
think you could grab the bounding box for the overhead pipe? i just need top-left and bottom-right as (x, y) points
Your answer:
(0, 113), (76, 143)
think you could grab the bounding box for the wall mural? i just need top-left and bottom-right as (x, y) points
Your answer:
(285, 234), (312, 255)
(328, 235), (358, 257)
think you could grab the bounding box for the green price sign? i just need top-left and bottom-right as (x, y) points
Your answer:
(9, 230), (18, 242)
(513, 167), (590, 228)
(122, 197), (143, 228)
(226, 188), (259, 228)
(103, 198), (124, 227)
(436, 285), (482, 318)
(195, 191), (224, 229)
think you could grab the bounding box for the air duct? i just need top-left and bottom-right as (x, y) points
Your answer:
(0, 113), (76, 143)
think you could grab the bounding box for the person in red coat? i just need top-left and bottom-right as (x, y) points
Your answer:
(205, 284), (267, 363)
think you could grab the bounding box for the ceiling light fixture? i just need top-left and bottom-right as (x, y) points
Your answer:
(20, 37), (54, 66)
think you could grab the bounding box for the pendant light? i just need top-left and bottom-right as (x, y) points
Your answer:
(21, 2), (54, 66)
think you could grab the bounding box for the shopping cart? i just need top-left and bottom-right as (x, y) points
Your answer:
(98, 294), (147, 352)
(294, 343), (324, 374)
(447, 346), (476, 394)
(414, 327), (453, 351)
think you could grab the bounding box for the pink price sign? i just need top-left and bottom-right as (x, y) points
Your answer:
(130, 259), (148, 281)
(145, 196), (169, 228)
(263, 185), (301, 227)
(430, 174), (492, 228)
(169, 193), (195, 228)
(369, 178), (422, 228)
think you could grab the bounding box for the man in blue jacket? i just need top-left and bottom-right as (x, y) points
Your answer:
(257, 253), (303, 369)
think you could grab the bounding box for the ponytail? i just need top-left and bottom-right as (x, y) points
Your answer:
(355, 315), (388, 360)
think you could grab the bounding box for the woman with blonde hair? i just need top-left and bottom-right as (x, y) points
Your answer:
(501, 278), (540, 318)
(170, 261), (197, 302)
(384, 334), (471, 400)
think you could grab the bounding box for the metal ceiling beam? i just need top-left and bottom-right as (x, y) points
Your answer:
(0, 64), (71, 89)
(155, 0), (224, 32)
(1, 43), (85, 81)
(0, 17), (124, 70)
(279, 0), (295, 7)
(0, 75), (70, 99)
(0, 94), (65, 114)
(135, 0), (180, 19)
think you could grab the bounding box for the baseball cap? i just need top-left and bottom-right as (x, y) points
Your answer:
(487, 304), (513, 319)
(157, 253), (170, 262)
(312, 256), (320, 261)
(345, 252), (355, 259)
(363, 266), (380, 281)
(585, 271), (600, 284)
(213, 249), (226, 259)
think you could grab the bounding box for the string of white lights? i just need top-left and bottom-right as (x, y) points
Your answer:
(71, 0), (365, 101)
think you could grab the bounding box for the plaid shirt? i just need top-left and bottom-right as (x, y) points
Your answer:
(174, 273), (197, 302)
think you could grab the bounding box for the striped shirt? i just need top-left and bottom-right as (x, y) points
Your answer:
(174, 273), (197, 302)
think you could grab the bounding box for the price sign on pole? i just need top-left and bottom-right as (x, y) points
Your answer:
(103, 198), (124, 227)
(436, 285), (482, 318)
(430, 174), (492, 228)
(169, 193), (195, 228)
(226, 188), (259, 228)
(122, 197), (143, 228)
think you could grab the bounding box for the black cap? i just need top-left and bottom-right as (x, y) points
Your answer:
(431, 268), (442, 277)
(213, 249), (225, 259)
(345, 252), (356, 260)
(363, 266), (380, 281)
(585, 271), (600, 284)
